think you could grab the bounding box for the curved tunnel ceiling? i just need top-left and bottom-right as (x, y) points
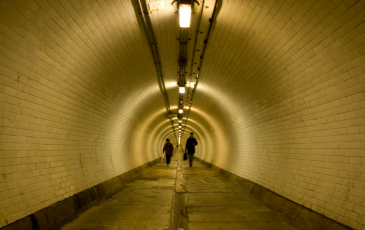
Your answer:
(0, 0), (364, 229)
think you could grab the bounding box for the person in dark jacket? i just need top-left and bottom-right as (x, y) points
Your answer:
(163, 139), (174, 165)
(185, 132), (198, 167)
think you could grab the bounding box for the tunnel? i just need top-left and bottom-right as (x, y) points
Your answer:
(0, 0), (364, 229)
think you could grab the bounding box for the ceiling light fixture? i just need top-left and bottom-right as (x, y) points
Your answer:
(179, 4), (191, 27)
(179, 87), (185, 93)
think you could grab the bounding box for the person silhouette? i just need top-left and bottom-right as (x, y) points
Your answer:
(163, 138), (174, 165)
(185, 132), (198, 167)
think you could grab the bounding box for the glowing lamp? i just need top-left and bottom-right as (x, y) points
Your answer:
(179, 4), (191, 28)
(179, 109), (183, 114)
(179, 87), (185, 93)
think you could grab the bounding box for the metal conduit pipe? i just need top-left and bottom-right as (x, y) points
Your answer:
(178, 29), (188, 79)
(185, 0), (205, 103)
(137, 0), (170, 112)
(182, 0), (219, 136)
(136, 0), (178, 140)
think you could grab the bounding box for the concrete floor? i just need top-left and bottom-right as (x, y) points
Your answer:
(60, 151), (307, 230)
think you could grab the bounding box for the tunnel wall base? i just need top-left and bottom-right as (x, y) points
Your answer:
(0, 158), (160, 230)
(195, 157), (352, 230)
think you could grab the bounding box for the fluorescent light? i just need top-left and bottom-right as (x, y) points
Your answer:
(179, 87), (185, 93)
(179, 126), (181, 128)
(179, 4), (191, 28)
(179, 120), (182, 123)
(179, 109), (183, 114)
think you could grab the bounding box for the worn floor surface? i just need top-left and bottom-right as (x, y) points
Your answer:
(61, 151), (307, 230)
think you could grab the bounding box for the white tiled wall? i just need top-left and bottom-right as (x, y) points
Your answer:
(190, 0), (365, 229)
(0, 0), (166, 227)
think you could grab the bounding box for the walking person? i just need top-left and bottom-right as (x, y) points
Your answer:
(163, 138), (174, 165)
(185, 132), (198, 167)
